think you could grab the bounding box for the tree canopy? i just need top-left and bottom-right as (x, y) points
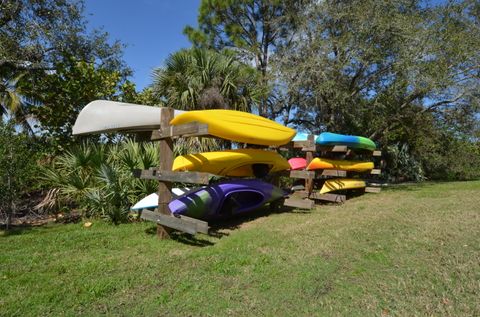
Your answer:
(151, 48), (264, 112)
(0, 0), (130, 135)
(184, 0), (303, 117)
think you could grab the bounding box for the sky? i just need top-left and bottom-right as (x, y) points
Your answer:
(84, 0), (201, 90)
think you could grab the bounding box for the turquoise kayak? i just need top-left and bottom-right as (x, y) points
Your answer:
(316, 132), (376, 151)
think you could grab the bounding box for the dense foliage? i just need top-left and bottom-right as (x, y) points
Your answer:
(188, 0), (480, 181)
(40, 140), (160, 224)
(0, 122), (40, 228)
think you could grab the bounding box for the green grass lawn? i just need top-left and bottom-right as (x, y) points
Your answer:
(1, 181), (480, 316)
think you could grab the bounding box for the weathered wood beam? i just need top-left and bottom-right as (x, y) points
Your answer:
(283, 197), (315, 209)
(151, 121), (210, 140)
(318, 145), (349, 152)
(133, 169), (213, 185)
(309, 192), (346, 203)
(141, 209), (209, 235)
(156, 108), (175, 238)
(365, 187), (381, 193)
(289, 169), (347, 179)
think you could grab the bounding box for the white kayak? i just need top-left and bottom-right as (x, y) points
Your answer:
(72, 100), (184, 135)
(131, 188), (194, 210)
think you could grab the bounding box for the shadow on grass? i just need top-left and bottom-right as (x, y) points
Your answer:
(0, 223), (54, 237)
(143, 202), (311, 247)
(144, 226), (215, 247)
(207, 204), (311, 236)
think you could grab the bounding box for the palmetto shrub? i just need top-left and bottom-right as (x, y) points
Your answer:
(40, 139), (160, 224)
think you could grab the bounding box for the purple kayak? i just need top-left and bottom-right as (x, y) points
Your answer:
(168, 179), (287, 221)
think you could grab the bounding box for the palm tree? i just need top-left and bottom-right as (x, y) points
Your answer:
(151, 48), (264, 112)
(0, 68), (34, 134)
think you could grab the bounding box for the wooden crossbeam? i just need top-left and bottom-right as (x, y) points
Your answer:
(309, 192), (346, 203)
(318, 145), (349, 152)
(293, 190), (346, 203)
(365, 187), (381, 193)
(366, 181), (385, 187)
(283, 197), (315, 209)
(141, 209), (209, 235)
(290, 169), (347, 179)
(133, 169), (213, 184)
(151, 122), (210, 140)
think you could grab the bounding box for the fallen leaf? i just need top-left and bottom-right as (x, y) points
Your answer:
(83, 222), (93, 228)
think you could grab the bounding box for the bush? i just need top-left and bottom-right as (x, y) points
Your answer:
(0, 122), (40, 228)
(40, 139), (160, 224)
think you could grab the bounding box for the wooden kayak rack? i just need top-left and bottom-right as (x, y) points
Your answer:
(282, 134), (383, 210)
(133, 109), (384, 237)
(132, 108), (224, 238)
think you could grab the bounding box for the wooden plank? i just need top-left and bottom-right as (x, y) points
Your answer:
(309, 192), (346, 203)
(372, 150), (382, 157)
(292, 139), (315, 149)
(289, 169), (347, 179)
(141, 210), (200, 235)
(370, 169), (381, 175)
(177, 215), (209, 234)
(151, 121), (210, 140)
(156, 108), (175, 238)
(318, 145), (348, 152)
(366, 181), (386, 187)
(305, 140), (314, 193)
(133, 169), (213, 184)
(283, 197), (315, 209)
(144, 209), (209, 234)
(321, 169), (347, 177)
(290, 170), (315, 179)
(365, 187), (381, 193)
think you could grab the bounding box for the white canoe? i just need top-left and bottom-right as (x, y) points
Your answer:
(72, 100), (184, 135)
(131, 188), (194, 210)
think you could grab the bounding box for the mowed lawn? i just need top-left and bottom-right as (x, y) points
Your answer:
(1, 181), (479, 316)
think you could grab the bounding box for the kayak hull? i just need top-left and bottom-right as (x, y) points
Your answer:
(288, 157), (307, 170)
(307, 158), (373, 172)
(170, 110), (296, 146)
(172, 149), (290, 177)
(168, 179), (287, 220)
(316, 132), (376, 151)
(319, 178), (366, 194)
(131, 188), (192, 210)
(73, 100), (184, 135)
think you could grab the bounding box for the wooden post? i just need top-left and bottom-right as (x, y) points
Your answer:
(157, 108), (175, 238)
(305, 134), (315, 194)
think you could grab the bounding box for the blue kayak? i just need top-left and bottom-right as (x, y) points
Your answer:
(316, 132), (376, 151)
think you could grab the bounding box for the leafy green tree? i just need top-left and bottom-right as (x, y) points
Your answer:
(275, 0), (479, 140)
(0, 0), (129, 129)
(184, 0), (302, 117)
(151, 48), (263, 112)
(24, 57), (130, 150)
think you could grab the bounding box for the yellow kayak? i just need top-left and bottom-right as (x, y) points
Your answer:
(170, 109), (296, 146)
(319, 178), (366, 194)
(307, 158), (373, 172)
(172, 149), (290, 177)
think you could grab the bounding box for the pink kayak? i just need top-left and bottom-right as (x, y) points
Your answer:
(288, 157), (307, 170)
